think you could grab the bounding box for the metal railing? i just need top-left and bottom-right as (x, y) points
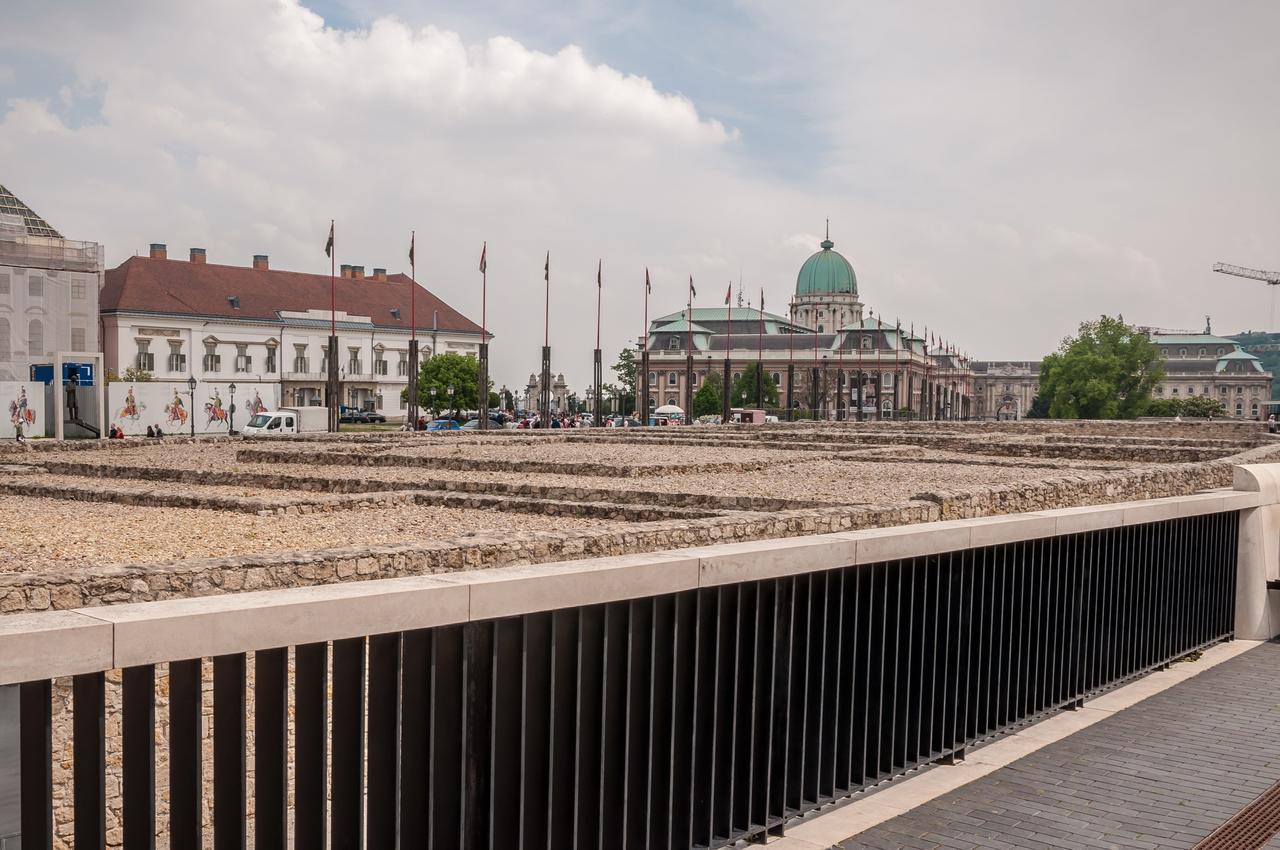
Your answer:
(0, 497), (1249, 849)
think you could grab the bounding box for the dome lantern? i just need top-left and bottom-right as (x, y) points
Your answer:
(795, 227), (857, 298)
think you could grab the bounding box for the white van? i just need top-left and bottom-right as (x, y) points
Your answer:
(242, 407), (327, 435)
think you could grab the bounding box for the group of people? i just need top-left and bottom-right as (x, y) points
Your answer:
(104, 423), (167, 439)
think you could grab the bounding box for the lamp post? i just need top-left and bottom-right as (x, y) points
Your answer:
(187, 376), (197, 438)
(447, 384), (456, 420)
(228, 382), (237, 435)
(586, 386), (594, 425)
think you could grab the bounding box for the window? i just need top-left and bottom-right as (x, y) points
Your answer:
(817, 325), (824, 333)
(135, 340), (154, 371)
(376, 393), (385, 410)
(1171, 388), (1179, 396)
(293, 344), (309, 373)
(668, 337), (680, 350)
(1198, 347), (1206, 357)
(1187, 386), (1195, 396)
(860, 336), (872, 350)
(70, 327), (85, 351)
(29, 275), (43, 297)
(203, 343), (221, 373)
(234, 344), (252, 373)
(1178, 347), (1186, 357)
(1217, 347), (1225, 355)
(0, 318), (8, 361)
(28, 319), (43, 356)
(772, 373), (780, 385)
(71, 277), (87, 300)
(348, 350), (363, 374)
(667, 371), (677, 386)
(648, 371), (656, 386)
(375, 357), (388, 375)
(666, 396), (677, 406)
(397, 353), (408, 377)
(265, 348), (276, 373)
(168, 343), (186, 373)
(0, 273), (8, 294)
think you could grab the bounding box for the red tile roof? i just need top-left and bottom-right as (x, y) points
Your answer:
(101, 256), (485, 336)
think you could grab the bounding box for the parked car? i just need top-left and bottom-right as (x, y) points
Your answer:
(426, 418), (460, 431)
(360, 411), (386, 423)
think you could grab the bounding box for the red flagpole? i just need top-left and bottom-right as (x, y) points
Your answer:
(410, 230), (416, 342)
(596, 260), (602, 351)
(482, 241), (487, 339)
(544, 252), (550, 348)
(330, 219), (335, 337)
(726, 283), (733, 353)
(643, 269), (649, 351)
(757, 289), (764, 374)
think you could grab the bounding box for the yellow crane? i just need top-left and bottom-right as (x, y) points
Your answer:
(1213, 262), (1280, 330)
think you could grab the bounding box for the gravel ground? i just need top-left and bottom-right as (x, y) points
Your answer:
(0, 473), (322, 504)
(0, 496), (616, 573)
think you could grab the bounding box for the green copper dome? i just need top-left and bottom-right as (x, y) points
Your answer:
(795, 237), (857, 297)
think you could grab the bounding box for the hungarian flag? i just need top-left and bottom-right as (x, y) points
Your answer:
(597, 259), (602, 289)
(724, 282), (732, 305)
(324, 221), (334, 258)
(479, 242), (487, 274)
(544, 251), (549, 282)
(645, 268), (651, 294)
(760, 288), (765, 311)
(689, 275), (696, 299)
(408, 232), (415, 266)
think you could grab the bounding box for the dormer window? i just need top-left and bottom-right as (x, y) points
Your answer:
(668, 337), (679, 350)
(390, 308), (401, 320)
(227, 296), (240, 309)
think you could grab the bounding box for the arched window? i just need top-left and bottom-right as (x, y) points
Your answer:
(667, 371), (677, 386)
(1198, 347), (1206, 357)
(668, 337), (679, 350)
(666, 396), (677, 406)
(771, 372), (780, 385)
(648, 396), (656, 410)
(28, 318), (43, 357)
(860, 336), (872, 350)
(1178, 347), (1186, 357)
(0, 318), (9, 361)
(648, 371), (656, 386)
(817, 325), (824, 333)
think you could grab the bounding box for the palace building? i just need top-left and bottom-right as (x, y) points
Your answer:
(641, 233), (974, 419)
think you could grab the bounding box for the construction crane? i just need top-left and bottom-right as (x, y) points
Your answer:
(1213, 262), (1280, 331)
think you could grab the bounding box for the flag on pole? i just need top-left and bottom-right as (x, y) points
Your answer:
(544, 252), (549, 282)
(645, 268), (651, 293)
(689, 275), (696, 299)
(479, 243), (487, 273)
(598, 259), (602, 288)
(324, 222), (334, 258)
(724, 282), (732, 305)
(760, 288), (765, 311)
(408, 232), (415, 265)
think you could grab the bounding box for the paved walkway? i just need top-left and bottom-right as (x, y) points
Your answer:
(838, 641), (1280, 850)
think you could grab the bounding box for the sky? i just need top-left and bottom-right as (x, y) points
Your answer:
(1, 0), (1277, 391)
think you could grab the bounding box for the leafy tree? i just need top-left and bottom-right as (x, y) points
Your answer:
(730, 363), (779, 408)
(488, 391), (501, 410)
(1026, 395), (1051, 419)
(404, 352), (486, 413)
(1182, 395), (1226, 418)
(106, 366), (153, 383)
(693, 370), (723, 417)
(612, 347), (637, 412)
(1038, 316), (1164, 419)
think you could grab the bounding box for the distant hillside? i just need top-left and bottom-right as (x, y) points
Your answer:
(1230, 331), (1280, 399)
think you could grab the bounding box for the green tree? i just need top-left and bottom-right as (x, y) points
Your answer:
(612, 347), (637, 412)
(1038, 316), (1164, 419)
(1027, 395), (1051, 418)
(1182, 395), (1226, 418)
(404, 352), (486, 413)
(693, 370), (723, 417)
(730, 363), (779, 408)
(1145, 398), (1182, 417)
(106, 366), (153, 383)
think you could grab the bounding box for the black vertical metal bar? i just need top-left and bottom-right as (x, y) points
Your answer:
(122, 665), (156, 850)
(599, 603), (629, 846)
(431, 626), (465, 850)
(895, 560), (916, 772)
(820, 570), (844, 799)
(213, 653), (246, 850)
(750, 579), (778, 829)
(574, 607), (605, 850)
(731, 584), (756, 834)
(786, 576), (811, 807)
(835, 569), (859, 793)
(73, 671), (106, 850)
(669, 592), (699, 850)
(19, 679), (53, 850)
(768, 578), (796, 824)
(918, 557), (937, 755)
(712, 586), (738, 837)
(463, 623), (494, 850)
(490, 618), (523, 849)
(331, 637), (366, 850)
(648, 596), (676, 850)
(549, 610), (579, 850)
(400, 629), (432, 847)
(804, 573), (828, 802)
(521, 614), (553, 850)
(864, 564), (885, 781)
(254, 649), (288, 850)
(625, 599), (653, 849)
(367, 633), (400, 850)
(295, 643), (328, 850)
(169, 659), (203, 849)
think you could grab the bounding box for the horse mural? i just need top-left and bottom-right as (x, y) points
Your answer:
(165, 389), (188, 426)
(116, 386), (145, 422)
(8, 386), (36, 427)
(205, 390), (228, 428)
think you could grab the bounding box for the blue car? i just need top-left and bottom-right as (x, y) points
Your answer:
(426, 418), (460, 431)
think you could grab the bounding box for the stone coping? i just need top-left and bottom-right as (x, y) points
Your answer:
(0, 487), (1258, 683)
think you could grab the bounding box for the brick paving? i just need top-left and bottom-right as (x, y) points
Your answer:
(839, 641), (1280, 850)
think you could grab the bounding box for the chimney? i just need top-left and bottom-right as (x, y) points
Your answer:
(340, 264), (352, 278)
(373, 268), (387, 282)
(149, 243), (167, 260)
(252, 254), (269, 271)
(189, 247), (206, 264)
(352, 265), (365, 280)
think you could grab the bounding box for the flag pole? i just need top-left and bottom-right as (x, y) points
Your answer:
(786, 293), (795, 421)
(722, 282), (732, 424)
(594, 259), (603, 427)
(408, 230), (418, 430)
(686, 276), (695, 423)
(479, 241), (490, 430)
(641, 269), (651, 425)
(756, 288), (764, 409)
(326, 219), (338, 433)
(541, 252), (552, 428)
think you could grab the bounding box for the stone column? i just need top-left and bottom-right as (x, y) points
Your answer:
(1234, 464), (1280, 640)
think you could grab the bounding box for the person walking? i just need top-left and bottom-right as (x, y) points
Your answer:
(14, 417), (24, 443)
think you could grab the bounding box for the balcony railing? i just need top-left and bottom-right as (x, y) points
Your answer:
(0, 484), (1264, 849)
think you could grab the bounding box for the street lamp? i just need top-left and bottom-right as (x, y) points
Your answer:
(586, 386), (594, 424)
(228, 382), (237, 435)
(186, 376), (197, 438)
(447, 384), (455, 420)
